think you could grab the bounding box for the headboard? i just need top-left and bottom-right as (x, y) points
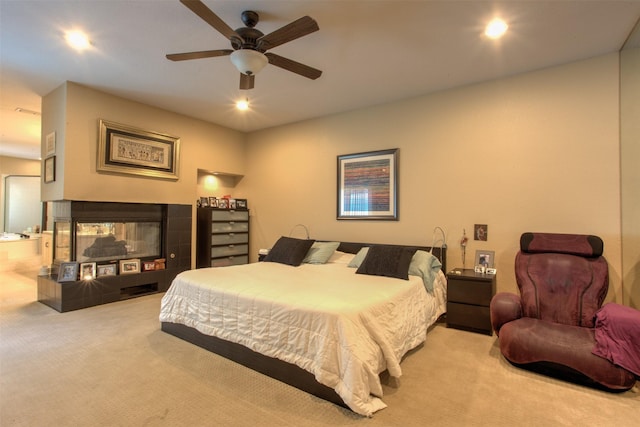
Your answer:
(335, 241), (447, 274)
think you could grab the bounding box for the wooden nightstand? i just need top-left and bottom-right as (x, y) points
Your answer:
(446, 268), (496, 335)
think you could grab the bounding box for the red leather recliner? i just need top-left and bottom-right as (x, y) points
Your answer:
(490, 232), (636, 390)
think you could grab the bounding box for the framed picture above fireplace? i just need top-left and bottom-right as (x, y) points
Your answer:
(97, 119), (180, 180)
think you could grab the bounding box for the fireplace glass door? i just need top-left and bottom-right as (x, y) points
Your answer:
(75, 222), (161, 263)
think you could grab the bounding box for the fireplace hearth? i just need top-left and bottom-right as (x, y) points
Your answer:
(37, 201), (191, 312)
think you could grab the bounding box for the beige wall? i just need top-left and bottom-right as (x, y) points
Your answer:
(41, 82), (246, 205)
(40, 82), (247, 264)
(242, 53), (625, 301)
(0, 156), (41, 176)
(39, 55), (632, 305)
(620, 46), (640, 308)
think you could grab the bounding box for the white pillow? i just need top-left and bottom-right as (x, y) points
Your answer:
(327, 250), (355, 264)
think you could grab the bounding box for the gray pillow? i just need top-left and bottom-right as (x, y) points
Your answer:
(264, 237), (315, 266)
(303, 241), (340, 264)
(347, 247), (370, 268)
(356, 245), (417, 280)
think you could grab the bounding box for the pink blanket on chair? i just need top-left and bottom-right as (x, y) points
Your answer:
(592, 303), (640, 377)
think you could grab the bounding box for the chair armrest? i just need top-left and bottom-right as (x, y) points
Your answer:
(490, 292), (523, 336)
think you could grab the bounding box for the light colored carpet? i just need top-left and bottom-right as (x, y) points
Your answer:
(1, 266), (638, 426)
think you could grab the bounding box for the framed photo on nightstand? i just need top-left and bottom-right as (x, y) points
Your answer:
(475, 250), (495, 268)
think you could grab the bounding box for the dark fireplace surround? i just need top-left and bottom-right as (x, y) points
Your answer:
(38, 201), (191, 312)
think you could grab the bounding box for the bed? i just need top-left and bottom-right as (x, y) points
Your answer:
(160, 240), (447, 416)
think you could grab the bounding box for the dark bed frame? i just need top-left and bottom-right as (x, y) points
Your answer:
(160, 241), (447, 410)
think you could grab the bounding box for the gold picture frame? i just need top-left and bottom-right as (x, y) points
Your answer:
(97, 119), (180, 180)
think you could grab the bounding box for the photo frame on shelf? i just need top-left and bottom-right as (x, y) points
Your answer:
(142, 260), (156, 272)
(475, 250), (495, 268)
(44, 156), (55, 183)
(58, 262), (78, 282)
(208, 197), (217, 208)
(97, 263), (117, 277)
(119, 259), (141, 275)
(235, 199), (248, 210)
(79, 262), (97, 280)
(217, 198), (229, 209)
(337, 148), (398, 220)
(97, 119), (180, 180)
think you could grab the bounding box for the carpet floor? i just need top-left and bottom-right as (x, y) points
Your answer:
(1, 266), (638, 426)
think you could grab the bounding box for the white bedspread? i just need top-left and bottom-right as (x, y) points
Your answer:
(159, 261), (447, 416)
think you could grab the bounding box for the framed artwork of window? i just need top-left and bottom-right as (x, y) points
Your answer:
(337, 149), (398, 220)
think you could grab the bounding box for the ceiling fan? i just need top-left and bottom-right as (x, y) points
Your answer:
(166, 0), (322, 90)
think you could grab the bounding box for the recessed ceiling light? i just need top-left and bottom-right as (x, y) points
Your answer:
(236, 98), (249, 111)
(65, 30), (91, 51)
(485, 19), (508, 39)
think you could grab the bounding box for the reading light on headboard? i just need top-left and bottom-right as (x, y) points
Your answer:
(430, 226), (447, 253)
(289, 224), (310, 239)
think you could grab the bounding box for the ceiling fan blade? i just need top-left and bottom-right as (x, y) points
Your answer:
(180, 0), (242, 46)
(240, 73), (255, 90)
(166, 49), (232, 61)
(257, 16), (319, 50)
(265, 53), (322, 80)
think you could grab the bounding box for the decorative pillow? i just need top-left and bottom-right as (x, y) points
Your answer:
(408, 250), (443, 292)
(356, 245), (417, 280)
(264, 237), (315, 266)
(303, 241), (340, 264)
(348, 247), (370, 268)
(327, 250), (354, 264)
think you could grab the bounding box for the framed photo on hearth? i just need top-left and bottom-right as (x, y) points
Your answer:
(58, 262), (78, 282)
(142, 260), (156, 272)
(79, 262), (97, 280)
(97, 263), (117, 277)
(119, 259), (141, 275)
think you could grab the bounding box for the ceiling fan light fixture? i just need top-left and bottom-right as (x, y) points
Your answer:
(230, 49), (268, 76)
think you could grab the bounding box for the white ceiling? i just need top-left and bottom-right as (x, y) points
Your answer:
(2, 0), (639, 160)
